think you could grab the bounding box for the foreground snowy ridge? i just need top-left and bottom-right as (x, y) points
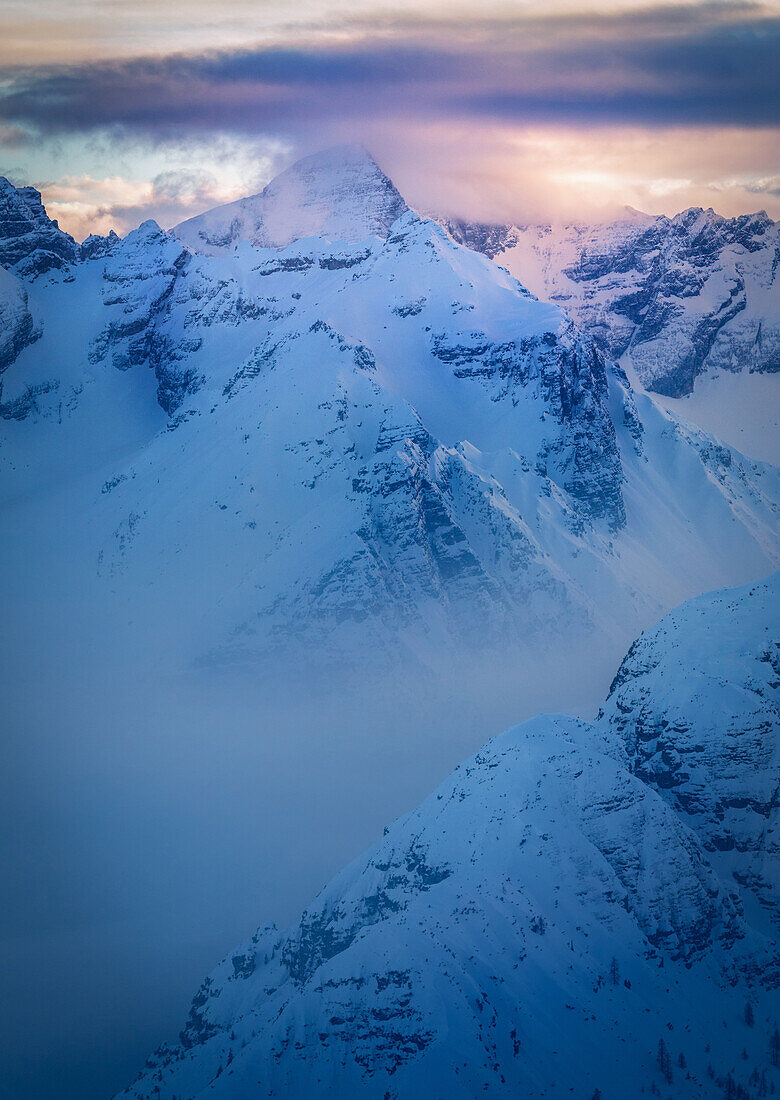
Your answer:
(1, 148), (778, 678)
(118, 574), (780, 1099)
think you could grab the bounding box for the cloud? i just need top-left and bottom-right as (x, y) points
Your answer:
(5, 4), (778, 235)
(378, 120), (780, 224)
(743, 175), (780, 197)
(34, 119), (780, 243)
(31, 135), (290, 238)
(36, 170), (230, 239)
(1, 5), (778, 140)
(0, 123), (28, 147)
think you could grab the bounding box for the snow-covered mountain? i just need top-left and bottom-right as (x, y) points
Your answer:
(601, 576), (780, 933)
(3, 148), (779, 1100)
(1, 151), (778, 680)
(117, 574), (780, 1100)
(441, 208), (780, 399)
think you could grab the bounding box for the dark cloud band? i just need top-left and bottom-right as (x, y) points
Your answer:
(1, 6), (778, 138)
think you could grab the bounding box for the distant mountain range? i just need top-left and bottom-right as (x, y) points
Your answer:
(440, 207), (779, 399)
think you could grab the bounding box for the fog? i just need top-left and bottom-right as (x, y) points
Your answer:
(0, 539), (622, 1099)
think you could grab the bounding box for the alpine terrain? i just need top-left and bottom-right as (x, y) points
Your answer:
(2, 144), (779, 1100)
(441, 209), (780, 461)
(1, 148), (778, 685)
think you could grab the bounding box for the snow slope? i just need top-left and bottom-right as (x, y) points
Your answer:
(650, 369), (780, 465)
(117, 574), (780, 1100)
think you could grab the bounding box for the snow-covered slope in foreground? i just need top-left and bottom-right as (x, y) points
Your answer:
(1, 153), (778, 680)
(601, 575), (780, 933)
(118, 575), (780, 1100)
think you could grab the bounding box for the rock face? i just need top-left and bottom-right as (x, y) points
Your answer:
(441, 208), (780, 397)
(86, 219), (200, 414)
(173, 145), (409, 254)
(117, 575), (780, 1100)
(0, 176), (77, 277)
(0, 156), (778, 673)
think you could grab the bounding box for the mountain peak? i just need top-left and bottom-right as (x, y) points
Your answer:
(173, 144), (408, 255)
(288, 141), (378, 171)
(0, 175), (77, 274)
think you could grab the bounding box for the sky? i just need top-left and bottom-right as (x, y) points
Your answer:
(1, 0), (779, 237)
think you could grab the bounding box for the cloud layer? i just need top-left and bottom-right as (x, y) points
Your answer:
(3, 6), (778, 136)
(1, 3), (778, 235)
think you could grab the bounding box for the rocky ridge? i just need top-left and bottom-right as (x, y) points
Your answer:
(0, 176), (77, 277)
(441, 208), (780, 398)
